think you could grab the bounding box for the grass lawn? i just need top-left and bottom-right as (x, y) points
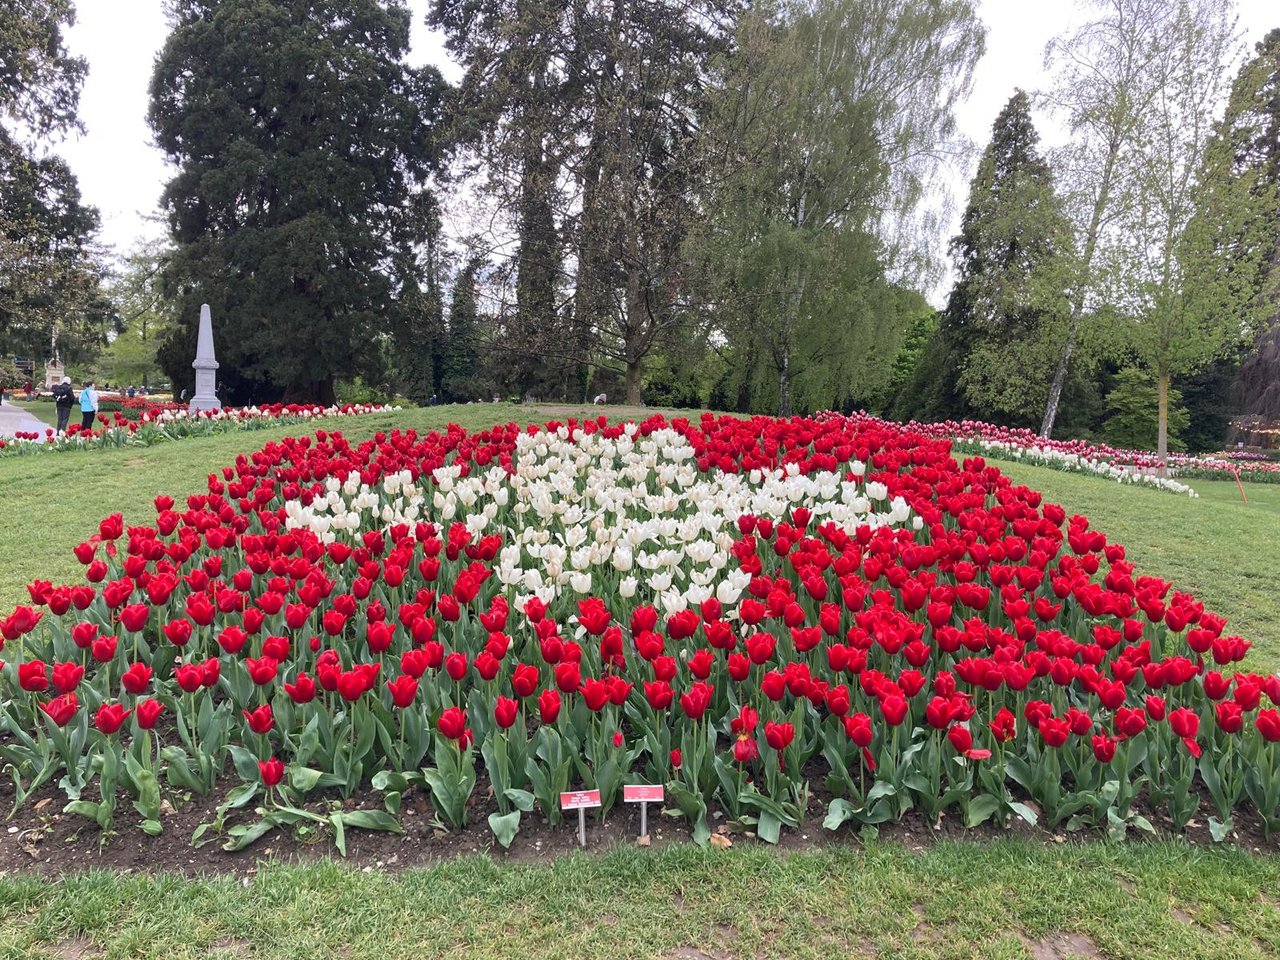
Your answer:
(0, 842), (1277, 959)
(2, 405), (1279, 960)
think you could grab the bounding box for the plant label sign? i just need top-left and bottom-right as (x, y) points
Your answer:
(560, 789), (602, 810)
(623, 785), (664, 803)
(560, 789), (601, 847)
(623, 784), (663, 838)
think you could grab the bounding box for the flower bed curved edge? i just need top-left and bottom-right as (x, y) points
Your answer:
(0, 412), (1276, 854)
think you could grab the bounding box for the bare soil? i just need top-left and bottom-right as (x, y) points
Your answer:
(0, 770), (1275, 879)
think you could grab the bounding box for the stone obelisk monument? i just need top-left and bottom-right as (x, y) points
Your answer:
(189, 303), (222, 413)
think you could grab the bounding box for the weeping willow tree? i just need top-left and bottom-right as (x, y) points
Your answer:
(691, 0), (984, 416)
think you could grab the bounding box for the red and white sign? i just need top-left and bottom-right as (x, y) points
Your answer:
(623, 784), (664, 803)
(560, 789), (602, 810)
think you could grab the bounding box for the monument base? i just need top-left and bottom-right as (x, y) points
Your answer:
(189, 396), (222, 413)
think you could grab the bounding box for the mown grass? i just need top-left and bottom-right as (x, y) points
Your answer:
(0, 841), (1277, 959)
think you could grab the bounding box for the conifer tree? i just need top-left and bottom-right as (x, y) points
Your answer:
(940, 90), (1074, 425)
(149, 0), (449, 403)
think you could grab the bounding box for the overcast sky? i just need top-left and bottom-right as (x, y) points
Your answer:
(55, 0), (1279, 289)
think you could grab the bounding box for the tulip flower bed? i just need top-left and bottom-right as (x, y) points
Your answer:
(95, 393), (185, 417)
(913, 416), (1280, 488)
(1, 412), (1278, 858)
(0, 402), (398, 456)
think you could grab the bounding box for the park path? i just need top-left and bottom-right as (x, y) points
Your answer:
(0, 400), (51, 438)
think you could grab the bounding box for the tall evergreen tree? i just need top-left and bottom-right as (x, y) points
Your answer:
(941, 90), (1074, 425)
(430, 0), (577, 401)
(570, 0), (730, 404)
(433, 0), (728, 403)
(440, 255), (485, 401)
(149, 0), (449, 404)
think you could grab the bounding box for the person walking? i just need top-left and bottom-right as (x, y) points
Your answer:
(51, 376), (75, 433)
(78, 380), (99, 431)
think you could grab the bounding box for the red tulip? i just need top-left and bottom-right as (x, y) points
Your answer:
(538, 688), (561, 725)
(1038, 717), (1070, 748)
(843, 712), (873, 747)
(494, 696), (519, 729)
(576, 598), (612, 636)
(1215, 701), (1243, 734)
(18, 660), (48, 692)
(136, 698), (165, 729)
(51, 661), (84, 694)
(445, 652), (468, 682)
(95, 702), (131, 735)
(91, 634), (117, 663)
(437, 705), (467, 741)
(764, 721), (794, 751)
(243, 703), (275, 734)
(1169, 707), (1200, 739)
(121, 662), (153, 694)
(259, 757), (285, 787)
(511, 663), (539, 698)
(39, 693), (79, 727)
(386, 674), (419, 708)
(880, 694), (909, 727)
(285, 672), (317, 704)
(988, 708), (1017, 743)
(1255, 709), (1280, 742)
(1091, 733), (1117, 764)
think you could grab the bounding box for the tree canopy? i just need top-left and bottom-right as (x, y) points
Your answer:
(0, 0), (109, 367)
(149, 0), (449, 404)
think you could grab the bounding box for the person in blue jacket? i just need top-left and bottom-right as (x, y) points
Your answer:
(78, 380), (99, 431)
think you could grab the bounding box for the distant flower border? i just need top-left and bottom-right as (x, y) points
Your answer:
(0, 403), (399, 457)
(888, 418), (1279, 490)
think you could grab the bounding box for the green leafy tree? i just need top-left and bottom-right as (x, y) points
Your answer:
(941, 90), (1074, 426)
(95, 241), (173, 388)
(1038, 0), (1181, 437)
(1223, 28), (1280, 425)
(694, 0), (984, 416)
(1102, 366), (1189, 451)
(0, 1), (110, 365)
(878, 304), (938, 416)
(1180, 358), (1235, 453)
(1118, 0), (1275, 463)
(149, 0), (449, 404)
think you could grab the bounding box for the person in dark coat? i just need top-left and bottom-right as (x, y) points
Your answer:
(51, 376), (75, 433)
